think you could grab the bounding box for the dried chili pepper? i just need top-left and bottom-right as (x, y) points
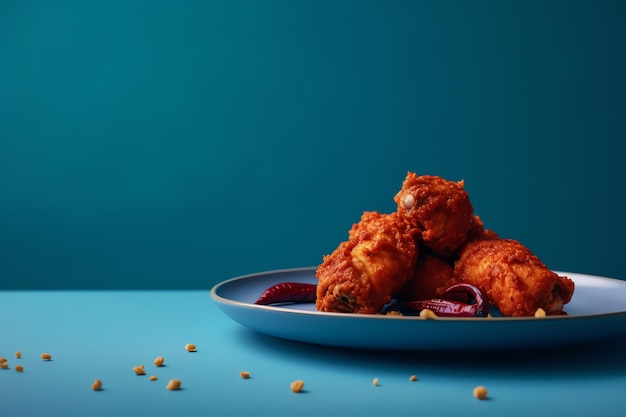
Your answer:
(254, 282), (317, 305)
(254, 281), (489, 318)
(382, 283), (490, 317)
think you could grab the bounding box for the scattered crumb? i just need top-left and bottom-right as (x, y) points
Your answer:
(473, 386), (489, 399)
(133, 365), (146, 375)
(0, 343), (494, 403)
(290, 380), (305, 393)
(419, 309), (438, 320)
(92, 379), (102, 391)
(166, 379), (182, 390)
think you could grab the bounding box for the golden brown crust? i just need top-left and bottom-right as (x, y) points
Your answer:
(315, 171), (575, 317)
(395, 254), (459, 301)
(454, 238), (575, 316)
(316, 211), (418, 314)
(394, 173), (474, 257)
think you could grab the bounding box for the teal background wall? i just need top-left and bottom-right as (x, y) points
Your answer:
(1, 0), (624, 289)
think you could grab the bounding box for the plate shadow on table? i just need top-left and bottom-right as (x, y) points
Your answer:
(230, 326), (626, 379)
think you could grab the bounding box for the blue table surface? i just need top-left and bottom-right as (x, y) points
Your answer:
(1, 290), (625, 417)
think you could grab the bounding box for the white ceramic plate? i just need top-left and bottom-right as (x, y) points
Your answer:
(211, 267), (626, 350)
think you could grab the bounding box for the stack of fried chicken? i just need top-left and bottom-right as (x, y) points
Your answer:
(315, 172), (575, 317)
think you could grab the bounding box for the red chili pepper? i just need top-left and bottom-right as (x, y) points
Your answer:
(253, 281), (489, 318)
(254, 282), (317, 305)
(383, 283), (489, 317)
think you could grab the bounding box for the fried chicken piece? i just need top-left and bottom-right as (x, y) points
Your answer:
(316, 211), (418, 314)
(394, 173), (474, 257)
(454, 238), (575, 317)
(395, 254), (460, 301)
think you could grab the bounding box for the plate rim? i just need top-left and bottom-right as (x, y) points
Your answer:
(210, 267), (626, 322)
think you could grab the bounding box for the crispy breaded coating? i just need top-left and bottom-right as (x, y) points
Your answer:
(315, 171), (575, 318)
(396, 254), (459, 301)
(454, 238), (575, 316)
(316, 211), (418, 314)
(394, 173), (474, 257)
